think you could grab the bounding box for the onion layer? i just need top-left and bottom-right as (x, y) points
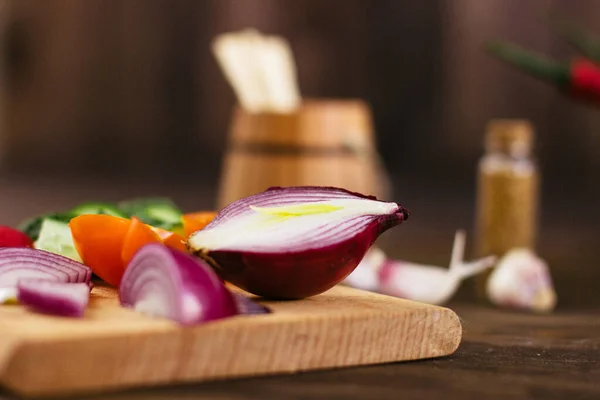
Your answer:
(119, 244), (241, 325)
(0, 248), (92, 288)
(188, 186), (409, 299)
(17, 280), (90, 317)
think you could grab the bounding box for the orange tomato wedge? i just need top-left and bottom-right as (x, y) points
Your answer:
(150, 226), (187, 252)
(121, 217), (162, 266)
(182, 211), (218, 237)
(69, 215), (132, 287)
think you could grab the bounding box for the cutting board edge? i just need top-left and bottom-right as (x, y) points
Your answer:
(1, 288), (463, 398)
(4, 346), (462, 399)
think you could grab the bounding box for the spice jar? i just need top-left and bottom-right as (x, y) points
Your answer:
(474, 119), (540, 299)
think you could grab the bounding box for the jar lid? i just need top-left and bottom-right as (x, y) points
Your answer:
(485, 119), (534, 156)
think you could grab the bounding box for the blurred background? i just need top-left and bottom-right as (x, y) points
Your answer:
(0, 0), (598, 307)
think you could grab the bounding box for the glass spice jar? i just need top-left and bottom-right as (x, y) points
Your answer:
(474, 119), (540, 300)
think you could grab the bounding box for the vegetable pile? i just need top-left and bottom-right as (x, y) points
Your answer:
(0, 186), (409, 325)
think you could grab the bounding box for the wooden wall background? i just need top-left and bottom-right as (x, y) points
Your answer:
(0, 0), (599, 196)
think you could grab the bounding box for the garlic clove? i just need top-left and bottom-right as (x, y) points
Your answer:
(343, 230), (496, 305)
(486, 248), (557, 313)
(531, 288), (557, 313)
(378, 261), (460, 305)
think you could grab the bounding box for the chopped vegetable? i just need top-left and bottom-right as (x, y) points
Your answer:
(0, 247), (92, 287)
(18, 212), (75, 242)
(69, 214), (132, 286)
(150, 227), (187, 251)
(70, 202), (126, 218)
(0, 225), (34, 248)
(17, 197), (185, 242)
(182, 211), (217, 237)
(118, 197), (183, 232)
(34, 219), (82, 262)
(121, 217), (162, 266)
(486, 248), (557, 313)
(188, 186), (410, 299)
(119, 244), (240, 325)
(17, 280), (90, 317)
(232, 292), (271, 314)
(70, 213), (194, 286)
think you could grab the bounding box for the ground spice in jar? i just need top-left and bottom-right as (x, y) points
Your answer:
(474, 120), (539, 300)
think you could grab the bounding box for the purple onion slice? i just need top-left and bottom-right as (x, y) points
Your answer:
(232, 292), (271, 314)
(17, 280), (90, 317)
(119, 244), (243, 325)
(0, 247), (92, 288)
(188, 186), (409, 299)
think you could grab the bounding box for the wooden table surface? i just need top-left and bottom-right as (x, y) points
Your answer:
(1, 176), (599, 399)
(3, 304), (596, 400)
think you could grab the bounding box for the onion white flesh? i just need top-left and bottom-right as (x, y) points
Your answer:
(188, 186), (409, 299)
(0, 248), (92, 288)
(120, 244), (244, 325)
(17, 280), (90, 317)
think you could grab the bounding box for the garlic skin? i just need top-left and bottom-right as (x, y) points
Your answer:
(486, 248), (557, 313)
(343, 230), (496, 305)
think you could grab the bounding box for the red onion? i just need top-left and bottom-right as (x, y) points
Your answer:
(119, 244), (241, 325)
(188, 186), (409, 299)
(17, 280), (90, 317)
(0, 248), (92, 288)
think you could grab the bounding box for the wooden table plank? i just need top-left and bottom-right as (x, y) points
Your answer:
(0, 303), (590, 400)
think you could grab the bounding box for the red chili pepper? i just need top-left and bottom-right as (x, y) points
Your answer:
(568, 58), (600, 103)
(486, 40), (600, 107)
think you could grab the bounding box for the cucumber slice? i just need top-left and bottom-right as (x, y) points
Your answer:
(33, 218), (82, 262)
(18, 212), (76, 241)
(71, 202), (126, 218)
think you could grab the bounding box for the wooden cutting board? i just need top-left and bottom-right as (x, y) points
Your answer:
(0, 284), (462, 398)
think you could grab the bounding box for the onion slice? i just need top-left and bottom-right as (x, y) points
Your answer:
(0, 247), (92, 288)
(232, 292), (271, 314)
(119, 244), (241, 325)
(17, 280), (90, 317)
(188, 186), (409, 299)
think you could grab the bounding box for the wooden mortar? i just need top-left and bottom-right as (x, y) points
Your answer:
(216, 99), (390, 209)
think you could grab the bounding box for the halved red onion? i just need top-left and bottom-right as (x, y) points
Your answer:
(17, 280), (90, 317)
(119, 244), (241, 325)
(0, 248), (92, 288)
(188, 186), (409, 299)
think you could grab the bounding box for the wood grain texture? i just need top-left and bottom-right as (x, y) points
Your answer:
(34, 304), (598, 400)
(0, 284), (461, 398)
